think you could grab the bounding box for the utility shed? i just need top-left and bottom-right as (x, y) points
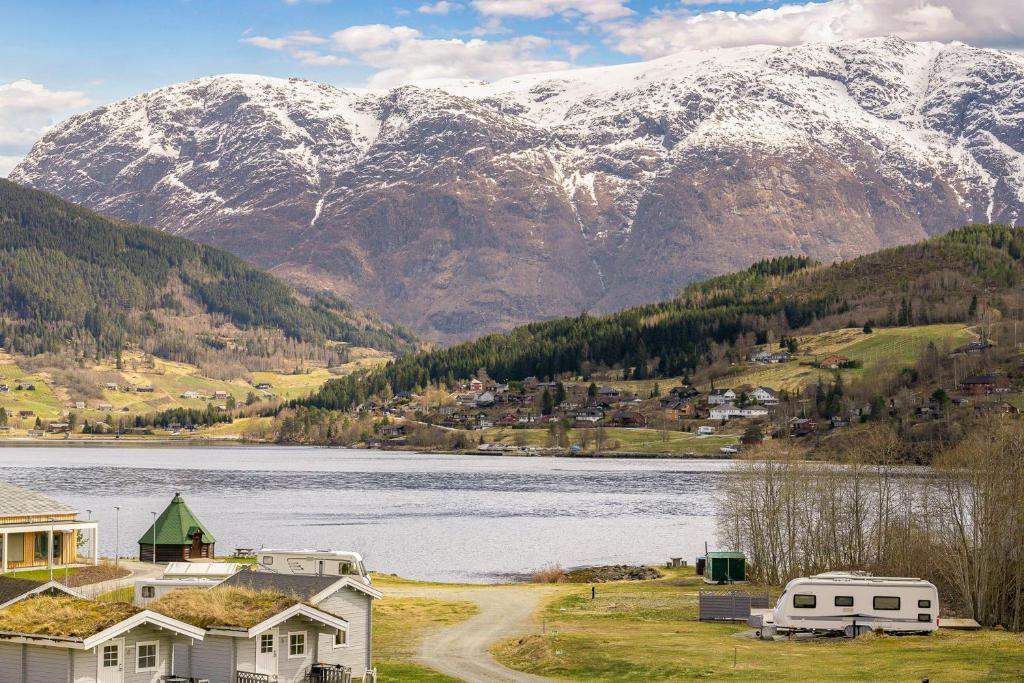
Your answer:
(139, 492), (216, 562)
(704, 551), (746, 584)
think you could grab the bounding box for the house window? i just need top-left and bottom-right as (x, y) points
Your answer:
(260, 633), (274, 654)
(141, 586), (155, 598)
(793, 594), (816, 608)
(102, 645), (119, 667)
(136, 641), (158, 672)
(288, 632), (306, 658)
(834, 596), (854, 607)
(873, 596), (900, 610)
(918, 599), (931, 608)
(334, 630), (347, 648)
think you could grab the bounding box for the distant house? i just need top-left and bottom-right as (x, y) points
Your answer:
(103, 382), (119, 391)
(15, 382), (35, 391)
(255, 382), (272, 390)
(818, 355), (850, 369)
(213, 390), (230, 400)
(17, 410), (34, 419)
(469, 378), (484, 392)
(74, 401), (86, 410)
(475, 391), (496, 407)
(707, 388), (737, 405)
(951, 340), (992, 355)
(180, 390), (200, 399)
(709, 403), (769, 421)
(135, 385), (155, 393)
(138, 493), (216, 562)
(789, 418), (817, 437)
(610, 410), (647, 428)
(749, 387), (780, 405)
(378, 424), (407, 437)
(0, 384), (8, 392)
(960, 374), (1011, 396)
(47, 422), (70, 434)
(97, 403), (113, 411)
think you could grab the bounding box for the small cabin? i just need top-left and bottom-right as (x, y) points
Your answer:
(703, 551), (746, 584)
(138, 492), (216, 562)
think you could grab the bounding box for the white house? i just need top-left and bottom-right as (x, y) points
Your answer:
(709, 403), (770, 421)
(707, 389), (737, 405)
(750, 387), (780, 405)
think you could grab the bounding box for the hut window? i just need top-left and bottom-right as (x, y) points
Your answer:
(334, 630), (347, 647)
(288, 632), (306, 657)
(102, 645), (119, 667)
(136, 641), (158, 672)
(834, 596), (854, 607)
(873, 596), (900, 610)
(260, 633), (274, 653)
(793, 594), (816, 608)
(918, 599), (931, 608)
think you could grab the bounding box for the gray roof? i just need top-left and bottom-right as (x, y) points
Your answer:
(0, 481), (78, 519)
(0, 576), (43, 606)
(218, 570), (340, 600)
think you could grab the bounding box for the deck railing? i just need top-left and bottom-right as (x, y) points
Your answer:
(236, 672), (271, 683)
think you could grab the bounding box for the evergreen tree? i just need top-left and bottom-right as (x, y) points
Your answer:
(541, 388), (554, 416)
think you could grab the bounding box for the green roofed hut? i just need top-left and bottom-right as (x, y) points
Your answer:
(138, 492), (216, 562)
(703, 551), (746, 584)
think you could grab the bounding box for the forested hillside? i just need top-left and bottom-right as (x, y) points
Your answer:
(304, 225), (1024, 410)
(0, 180), (417, 363)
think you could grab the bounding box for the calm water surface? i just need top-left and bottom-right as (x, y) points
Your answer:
(0, 446), (731, 583)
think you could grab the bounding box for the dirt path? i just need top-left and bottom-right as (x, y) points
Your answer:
(386, 584), (557, 683)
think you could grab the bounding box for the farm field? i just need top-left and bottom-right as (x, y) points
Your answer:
(479, 427), (738, 455)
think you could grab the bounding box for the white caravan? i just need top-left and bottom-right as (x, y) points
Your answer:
(769, 572), (939, 636)
(133, 578), (220, 607)
(256, 549), (372, 584)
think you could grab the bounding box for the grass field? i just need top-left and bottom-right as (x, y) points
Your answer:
(373, 594), (477, 682)
(479, 427), (739, 455)
(492, 568), (1024, 682)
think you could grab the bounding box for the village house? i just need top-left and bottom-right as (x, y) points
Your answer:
(213, 390), (230, 400)
(15, 382), (35, 391)
(0, 481), (99, 574)
(818, 355), (850, 369)
(46, 422), (70, 434)
(749, 387), (780, 405)
(138, 492), (216, 562)
(378, 424), (407, 438)
(255, 382), (272, 390)
(959, 374), (1011, 396)
(709, 403), (770, 421)
(17, 410), (34, 419)
(789, 417), (818, 437)
(468, 378), (484, 392)
(475, 391), (496, 407)
(135, 385), (155, 393)
(103, 382), (119, 391)
(97, 403), (113, 412)
(610, 410), (647, 428)
(707, 388), (737, 405)
(181, 390), (200, 399)
(0, 594), (206, 683)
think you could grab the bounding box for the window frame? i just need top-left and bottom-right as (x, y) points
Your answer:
(262, 555), (274, 566)
(288, 631), (307, 659)
(834, 595), (854, 607)
(918, 599), (931, 608)
(917, 613), (932, 623)
(873, 596), (901, 611)
(259, 632), (275, 654)
(334, 628), (349, 649)
(792, 594), (817, 609)
(135, 640), (159, 673)
(101, 644), (119, 668)
(141, 585), (155, 599)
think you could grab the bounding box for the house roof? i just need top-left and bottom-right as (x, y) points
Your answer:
(962, 374), (999, 384)
(0, 578), (84, 610)
(148, 586), (299, 629)
(138, 492), (216, 546)
(220, 569), (383, 600)
(0, 481), (78, 519)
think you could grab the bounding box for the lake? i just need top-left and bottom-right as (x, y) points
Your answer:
(0, 446), (731, 583)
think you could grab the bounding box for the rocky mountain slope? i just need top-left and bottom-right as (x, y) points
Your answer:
(12, 37), (1024, 342)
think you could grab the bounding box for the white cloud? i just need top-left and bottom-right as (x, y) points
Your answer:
(472, 0), (633, 21)
(326, 24), (572, 87)
(0, 80), (90, 148)
(608, 0), (1024, 58)
(241, 31), (326, 51)
(289, 49), (351, 67)
(0, 154), (23, 178)
(419, 1), (461, 14)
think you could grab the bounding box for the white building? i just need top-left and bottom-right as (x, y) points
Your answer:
(750, 387), (780, 405)
(707, 389), (737, 405)
(709, 403), (770, 421)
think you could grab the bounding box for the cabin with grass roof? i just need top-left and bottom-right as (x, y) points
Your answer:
(138, 493), (216, 563)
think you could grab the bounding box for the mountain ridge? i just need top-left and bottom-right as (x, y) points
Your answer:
(12, 36), (1024, 342)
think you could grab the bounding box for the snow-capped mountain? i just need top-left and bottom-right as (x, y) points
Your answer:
(12, 37), (1024, 342)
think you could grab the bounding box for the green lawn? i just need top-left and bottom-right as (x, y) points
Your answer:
(2, 567), (82, 582)
(493, 568), (1024, 682)
(373, 596), (477, 682)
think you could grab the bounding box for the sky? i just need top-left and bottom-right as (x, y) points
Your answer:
(2, 0), (1024, 176)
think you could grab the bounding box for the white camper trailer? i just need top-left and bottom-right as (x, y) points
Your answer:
(256, 549), (372, 585)
(768, 572), (939, 636)
(133, 578), (220, 607)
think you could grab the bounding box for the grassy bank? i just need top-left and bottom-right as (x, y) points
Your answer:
(491, 568), (1024, 682)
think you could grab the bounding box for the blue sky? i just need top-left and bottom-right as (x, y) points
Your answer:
(1, 0), (1022, 175)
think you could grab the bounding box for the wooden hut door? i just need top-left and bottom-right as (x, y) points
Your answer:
(191, 530), (202, 559)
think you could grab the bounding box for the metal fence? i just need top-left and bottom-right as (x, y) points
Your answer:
(698, 589), (770, 621)
(236, 673), (271, 683)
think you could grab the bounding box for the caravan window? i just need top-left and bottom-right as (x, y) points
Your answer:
(141, 586), (155, 598)
(793, 594), (816, 608)
(873, 596), (900, 610)
(834, 596), (854, 607)
(918, 613), (931, 622)
(262, 556), (274, 565)
(918, 599), (931, 608)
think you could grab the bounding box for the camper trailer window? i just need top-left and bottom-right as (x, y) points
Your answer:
(793, 594), (816, 608)
(873, 596), (900, 610)
(262, 556), (273, 565)
(918, 613), (931, 622)
(834, 595), (854, 607)
(918, 599), (931, 608)
(141, 586), (155, 598)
